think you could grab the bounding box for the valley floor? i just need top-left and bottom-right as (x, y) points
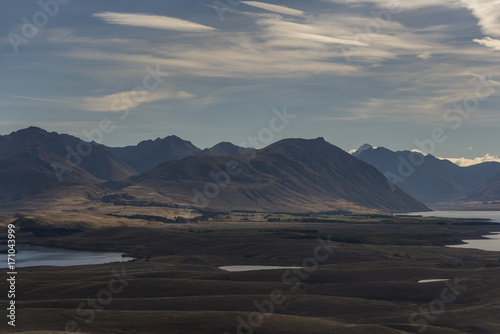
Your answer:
(1, 217), (499, 334)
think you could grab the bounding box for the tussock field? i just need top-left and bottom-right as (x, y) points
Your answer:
(1, 215), (499, 333)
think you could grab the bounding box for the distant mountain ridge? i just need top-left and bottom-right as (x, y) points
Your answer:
(106, 136), (202, 173)
(7, 127), (136, 181)
(129, 138), (429, 213)
(3, 127), (252, 175)
(0, 133), (99, 203)
(106, 137), (252, 172)
(199, 142), (254, 157)
(0, 127), (429, 213)
(353, 144), (500, 204)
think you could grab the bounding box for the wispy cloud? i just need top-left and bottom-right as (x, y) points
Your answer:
(326, 0), (500, 39)
(81, 89), (195, 112)
(32, 0), (500, 127)
(473, 36), (500, 51)
(64, 8), (482, 90)
(5, 95), (74, 104)
(438, 154), (500, 166)
(418, 51), (432, 59)
(92, 12), (216, 32)
(462, 0), (500, 37)
(411, 149), (500, 166)
(46, 28), (132, 44)
(241, 1), (305, 16)
(323, 0), (460, 10)
(65, 14), (363, 79)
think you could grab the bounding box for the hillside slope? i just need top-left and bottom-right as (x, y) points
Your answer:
(353, 145), (500, 204)
(7, 127), (137, 180)
(131, 138), (429, 213)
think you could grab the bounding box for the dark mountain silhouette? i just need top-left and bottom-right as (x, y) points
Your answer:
(0, 135), (98, 203)
(0, 127), (429, 213)
(353, 144), (500, 204)
(106, 136), (201, 172)
(131, 138), (429, 213)
(7, 127), (136, 181)
(199, 142), (253, 156)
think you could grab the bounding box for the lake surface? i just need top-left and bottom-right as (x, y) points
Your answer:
(219, 265), (303, 272)
(418, 279), (450, 284)
(404, 210), (500, 222)
(447, 233), (500, 252)
(0, 244), (134, 268)
(403, 211), (500, 252)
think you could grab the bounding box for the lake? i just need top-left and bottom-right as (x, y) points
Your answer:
(405, 210), (500, 222)
(0, 244), (134, 268)
(447, 233), (500, 252)
(418, 279), (450, 283)
(219, 265), (303, 272)
(403, 211), (500, 252)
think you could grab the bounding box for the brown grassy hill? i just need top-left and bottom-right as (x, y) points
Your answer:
(131, 138), (429, 213)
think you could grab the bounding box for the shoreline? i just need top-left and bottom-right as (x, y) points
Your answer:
(7, 219), (500, 261)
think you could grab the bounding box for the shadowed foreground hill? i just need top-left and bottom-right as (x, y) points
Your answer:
(131, 138), (429, 213)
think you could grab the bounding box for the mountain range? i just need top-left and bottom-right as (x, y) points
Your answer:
(353, 144), (500, 204)
(130, 137), (427, 212)
(0, 132), (98, 203)
(0, 127), (429, 213)
(7, 127), (135, 181)
(106, 137), (252, 173)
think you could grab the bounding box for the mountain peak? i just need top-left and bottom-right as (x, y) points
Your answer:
(165, 135), (182, 141)
(9, 126), (50, 137)
(352, 144), (373, 156)
(260, 137), (349, 162)
(268, 137), (329, 147)
(200, 142), (252, 156)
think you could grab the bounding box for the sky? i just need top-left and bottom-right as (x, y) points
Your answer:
(1, 0), (500, 164)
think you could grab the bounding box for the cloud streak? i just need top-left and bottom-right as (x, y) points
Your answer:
(241, 1), (306, 16)
(92, 12), (216, 32)
(323, 0), (460, 10)
(473, 36), (500, 51)
(438, 154), (500, 166)
(81, 89), (195, 112)
(5, 95), (74, 104)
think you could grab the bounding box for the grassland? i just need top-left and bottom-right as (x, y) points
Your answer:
(1, 212), (499, 333)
